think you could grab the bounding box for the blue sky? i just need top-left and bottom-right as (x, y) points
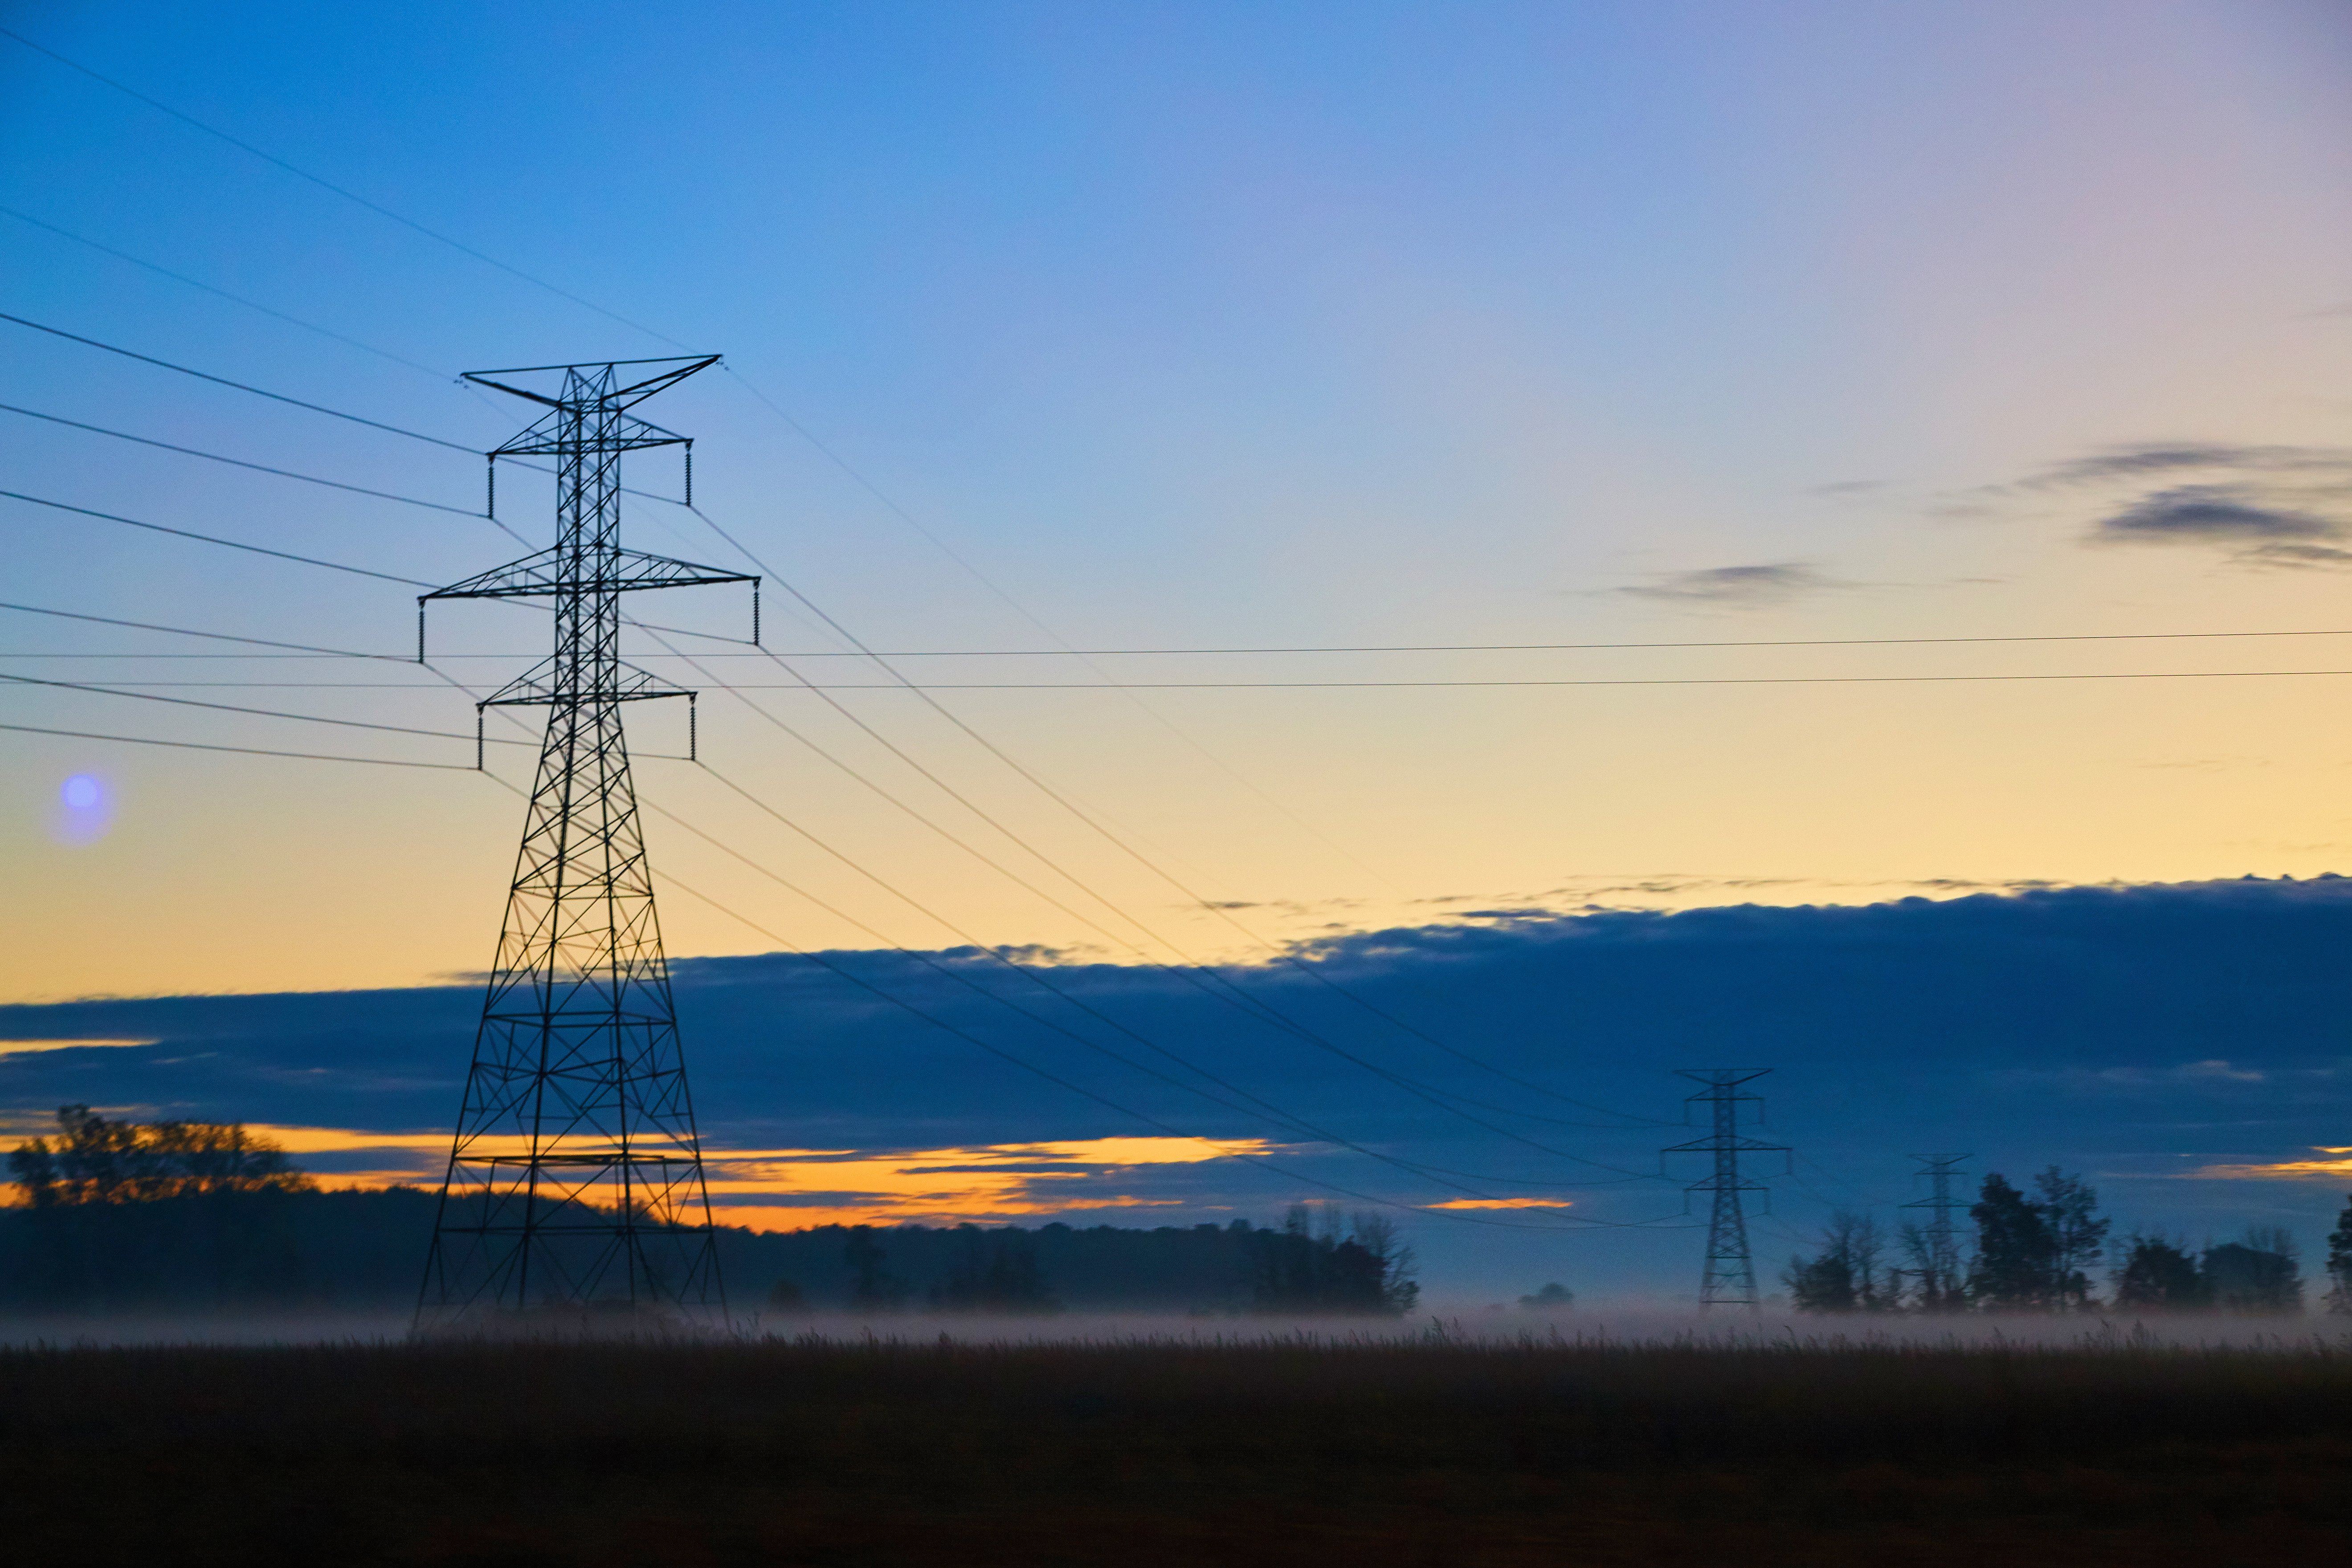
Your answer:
(3, 3), (2351, 1297)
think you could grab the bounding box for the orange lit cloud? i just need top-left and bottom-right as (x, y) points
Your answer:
(1427, 1198), (1574, 1210)
(249, 1127), (1267, 1229)
(2183, 1147), (2352, 1181)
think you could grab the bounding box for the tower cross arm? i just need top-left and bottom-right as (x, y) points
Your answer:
(1661, 1134), (1790, 1155)
(421, 547), (756, 602)
(463, 354), (719, 412)
(477, 656), (694, 708)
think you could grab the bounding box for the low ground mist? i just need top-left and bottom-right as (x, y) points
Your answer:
(6, 1303), (2345, 1352)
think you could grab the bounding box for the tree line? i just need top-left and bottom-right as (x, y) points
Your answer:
(3, 1108), (1419, 1315)
(8, 1104), (313, 1204)
(1785, 1165), (2352, 1315)
(794, 1201), (1419, 1316)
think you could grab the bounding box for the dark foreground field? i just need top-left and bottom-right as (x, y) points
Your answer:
(4, 1332), (2349, 1565)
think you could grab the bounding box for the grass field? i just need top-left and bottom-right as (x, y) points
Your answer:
(4, 1327), (2349, 1564)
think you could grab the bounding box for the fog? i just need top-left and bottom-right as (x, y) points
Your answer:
(5, 1306), (2346, 1352)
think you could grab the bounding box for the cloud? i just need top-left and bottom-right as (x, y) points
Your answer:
(2020, 1058), (2272, 1094)
(12, 874), (2352, 1286)
(2092, 485), (2340, 546)
(212, 1127), (1264, 1230)
(1964, 442), (2352, 568)
(2184, 1149), (2352, 1181)
(0, 1037), (157, 1056)
(2020, 443), (2352, 492)
(1616, 562), (1847, 606)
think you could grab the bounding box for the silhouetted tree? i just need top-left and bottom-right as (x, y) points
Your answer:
(1784, 1211), (1892, 1312)
(2115, 1235), (2205, 1309)
(1247, 1203), (1414, 1314)
(1966, 1168), (2108, 1311)
(1895, 1217), (1970, 1312)
(842, 1226), (909, 1310)
(764, 1278), (806, 1311)
(2327, 1196), (2352, 1316)
(8, 1105), (312, 1206)
(1968, 1174), (2055, 1309)
(2034, 1167), (2109, 1310)
(2203, 1228), (2303, 1314)
(930, 1227), (1059, 1313)
(1348, 1211), (1421, 1315)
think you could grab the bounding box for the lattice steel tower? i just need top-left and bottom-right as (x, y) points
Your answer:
(1662, 1068), (1788, 1309)
(415, 355), (754, 1331)
(1901, 1153), (1972, 1311)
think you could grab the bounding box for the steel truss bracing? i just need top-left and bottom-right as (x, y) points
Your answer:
(1662, 1068), (1789, 1309)
(1901, 1153), (1972, 1309)
(415, 356), (755, 1331)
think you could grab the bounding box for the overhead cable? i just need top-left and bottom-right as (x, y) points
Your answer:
(0, 719), (474, 769)
(0, 310), (682, 515)
(0, 309), (475, 447)
(644, 612), (1668, 1157)
(0, 599), (397, 659)
(0, 400), (483, 515)
(0, 489), (432, 584)
(644, 790), (1636, 1196)
(0, 669), (529, 747)
(653, 858), (1680, 1233)
(678, 504), (1671, 1132)
(0, 25), (688, 349)
(0, 208), (455, 379)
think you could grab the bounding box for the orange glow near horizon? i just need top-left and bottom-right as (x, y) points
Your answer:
(2189, 1148), (2352, 1181)
(256, 1128), (1270, 1229)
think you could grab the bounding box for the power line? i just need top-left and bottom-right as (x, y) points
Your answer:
(644, 786), (1639, 1204)
(0, 719), (474, 769)
(71, 669), (2352, 690)
(358, 626), (1654, 1219)
(0, 400), (484, 515)
(651, 852), (1679, 1234)
(0, 207), (456, 379)
(0, 599), (398, 659)
(669, 506), (1670, 1129)
(632, 628), (2352, 658)
(644, 603), (1670, 1156)
(695, 670), (2352, 690)
(0, 310), (687, 520)
(0, 24), (688, 350)
(1, 489), (432, 584)
(0, 669), (530, 747)
(0, 310), (476, 448)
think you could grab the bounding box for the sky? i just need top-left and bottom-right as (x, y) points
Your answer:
(5, 877), (2349, 1298)
(2, 2), (2350, 1298)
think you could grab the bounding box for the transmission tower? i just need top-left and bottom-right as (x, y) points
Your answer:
(1662, 1068), (1788, 1309)
(1901, 1153), (1972, 1311)
(414, 355), (755, 1331)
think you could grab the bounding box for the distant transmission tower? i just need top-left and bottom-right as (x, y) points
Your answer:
(1662, 1068), (1788, 1309)
(414, 355), (755, 1331)
(1901, 1153), (1972, 1311)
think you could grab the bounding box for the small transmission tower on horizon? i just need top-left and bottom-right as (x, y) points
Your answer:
(1901, 1153), (1972, 1311)
(1662, 1067), (1788, 1309)
(415, 355), (755, 1331)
